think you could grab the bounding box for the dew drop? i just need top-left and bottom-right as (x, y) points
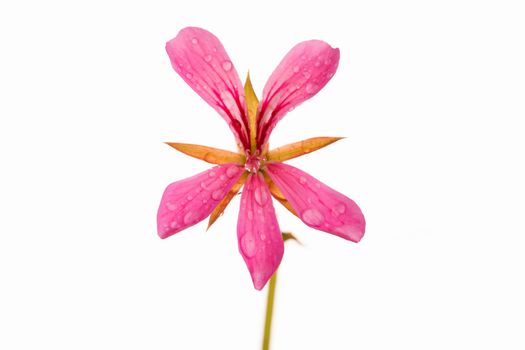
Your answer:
(300, 55), (307, 60)
(212, 47), (217, 52)
(335, 203), (346, 214)
(202, 199), (208, 204)
(254, 187), (269, 206)
(257, 208), (262, 214)
(183, 211), (199, 225)
(305, 83), (317, 94)
(185, 72), (193, 79)
(241, 234), (257, 258)
(209, 171), (216, 177)
(186, 195), (193, 201)
(226, 166), (239, 178)
(334, 224), (359, 238)
(191, 37), (199, 44)
(200, 182), (208, 190)
(324, 58), (332, 65)
(302, 71), (311, 79)
(299, 176), (307, 185)
(220, 174), (226, 180)
(222, 60), (232, 71)
(314, 61), (321, 67)
(302, 208), (324, 226)
(211, 189), (223, 200)
(293, 66), (300, 73)
(170, 221), (180, 229)
(260, 233), (266, 241)
(288, 106), (295, 112)
(248, 211), (253, 220)
(204, 54), (212, 62)
(166, 203), (177, 211)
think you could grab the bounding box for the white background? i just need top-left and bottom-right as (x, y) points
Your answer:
(1, 0), (524, 349)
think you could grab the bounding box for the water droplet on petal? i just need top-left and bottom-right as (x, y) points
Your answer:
(260, 233), (266, 241)
(293, 66), (300, 73)
(288, 106), (295, 112)
(183, 211), (199, 225)
(300, 55), (307, 60)
(200, 182), (208, 189)
(202, 199), (208, 204)
(302, 71), (311, 79)
(185, 72), (193, 79)
(219, 174), (226, 180)
(211, 189), (223, 200)
(248, 211), (253, 220)
(212, 47), (217, 52)
(314, 61), (321, 67)
(209, 171), (216, 177)
(299, 176), (307, 184)
(334, 224), (359, 238)
(257, 208), (262, 214)
(305, 83), (317, 94)
(335, 203), (346, 214)
(167, 203), (177, 211)
(186, 195), (193, 201)
(191, 37), (199, 44)
(226, 166), (239, 178)
(222, 60), (232, 71)
(170, 221), (180, 229)
(204, 54), (212, 62)
(254, 187), (268, 206)
(241, 234), (257, 258)
(324, 58), (332, 65)
(302, 208), (324, 226)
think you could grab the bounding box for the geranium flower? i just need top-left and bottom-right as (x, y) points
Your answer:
(158, 27), (365, 290)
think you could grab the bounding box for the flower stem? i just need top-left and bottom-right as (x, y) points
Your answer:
(262, 271), (277, 350)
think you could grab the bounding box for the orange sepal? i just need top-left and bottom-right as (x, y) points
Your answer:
(266, 137), (344, 162)
(166, 142), (245, 164)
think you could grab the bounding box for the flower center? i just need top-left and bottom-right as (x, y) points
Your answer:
(245, 152), (266, 173)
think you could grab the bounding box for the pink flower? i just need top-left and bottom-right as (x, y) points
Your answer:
(158, 27), (365, 290)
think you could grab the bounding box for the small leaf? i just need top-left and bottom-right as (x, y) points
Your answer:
(262, 171), (298, 217)
(244, 72), (259, 154)
(166, 142), (245, 164)
(208, 171), (248, 229)
(267, 137), (344, 162)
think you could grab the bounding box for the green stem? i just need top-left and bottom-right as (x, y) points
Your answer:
(262, 271), (278, 350)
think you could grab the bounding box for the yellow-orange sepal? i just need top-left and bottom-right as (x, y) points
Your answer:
(165, 142), (245, 164)
(207, 171), (249, 229)
(266, 137), (344, 162)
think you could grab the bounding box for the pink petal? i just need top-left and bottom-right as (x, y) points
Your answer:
(157, 164), (244, 239)
(266, 163), (365, 242)
(257, 40), (340, 148)
(166, 27), (249, 149)
(237, 173), (283, 290)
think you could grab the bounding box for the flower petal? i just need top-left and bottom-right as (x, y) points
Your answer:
(262, 171), (298, 217)
(257, 40), (340, 148)
(166, 27), (249, 149)
(157, 164), (244, 239)
(266, 163), (365, 242)
(237, 173), (283, 290)
(208, 171), (248, 229)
